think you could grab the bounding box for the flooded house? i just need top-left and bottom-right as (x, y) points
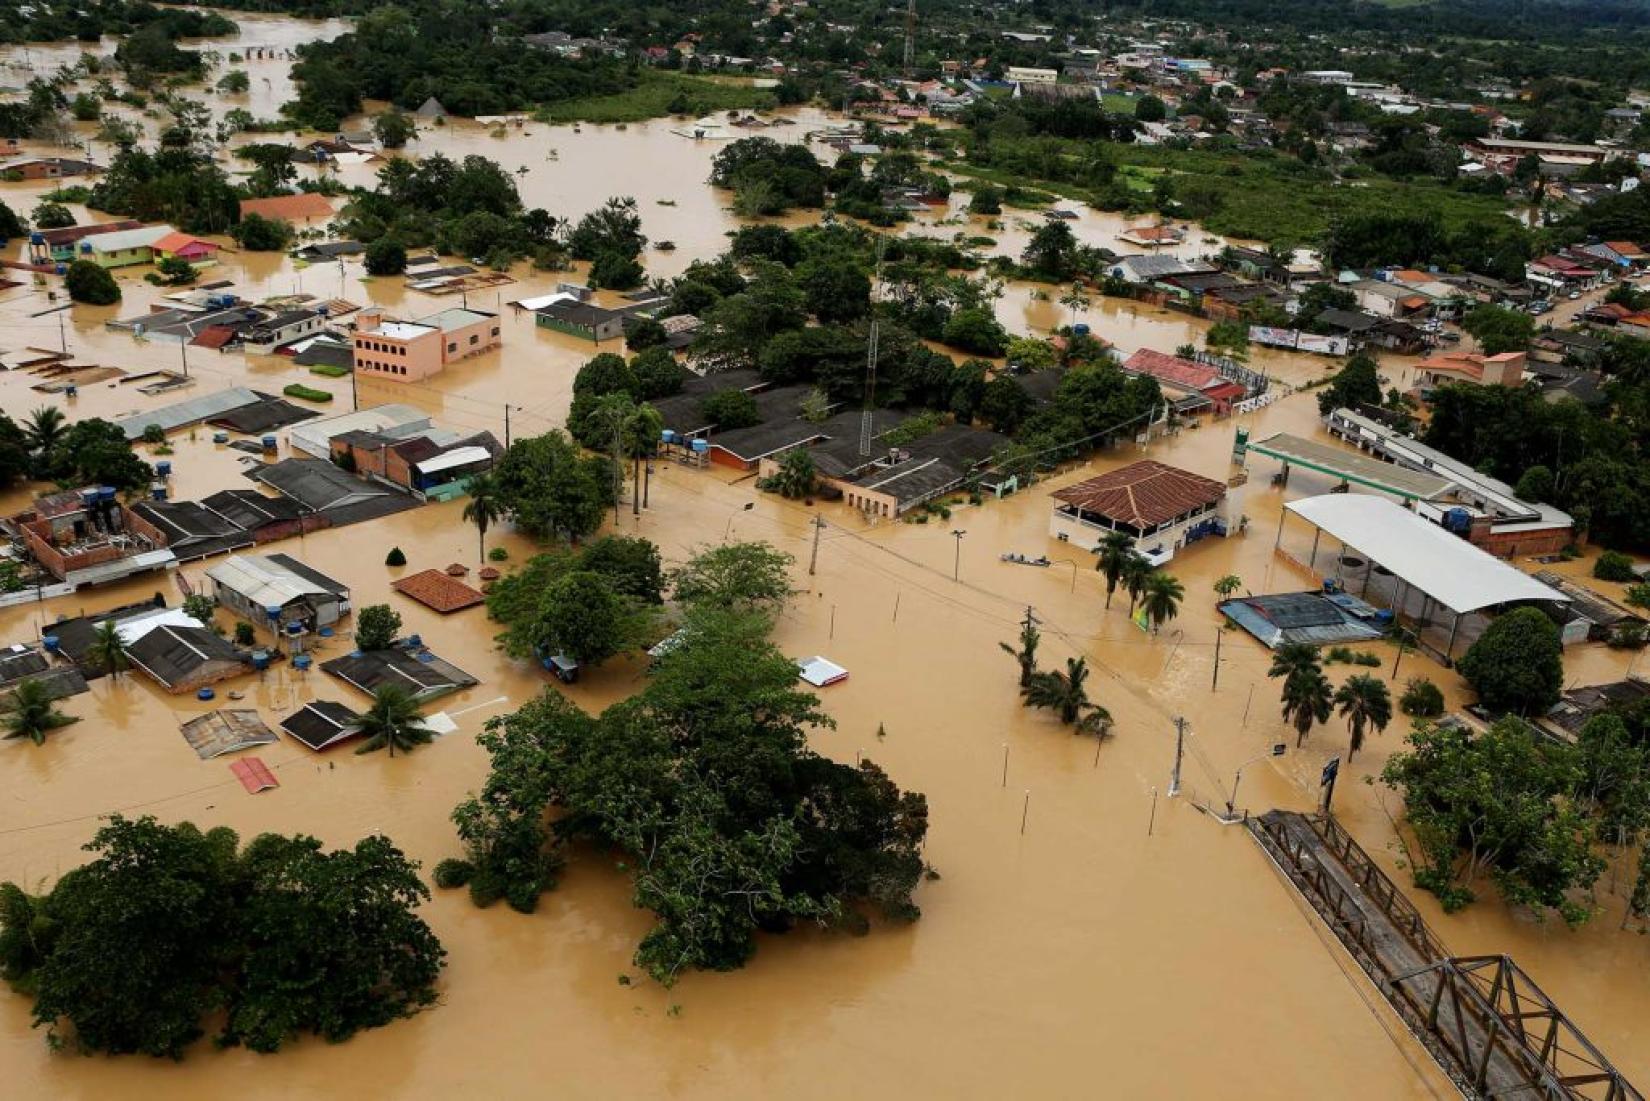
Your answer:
(1049, 459), (1230, 561)
(206, 553), (352, 633)
(352, 307), (502, 381)
(6, 487), (176, 586)
(45, 601), (252, 693)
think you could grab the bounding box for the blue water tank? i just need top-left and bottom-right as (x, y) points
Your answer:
(197, 687), (215, 701)
(318, 626), (334, 637)
(293, 654), (313, 672)
(29, 231), (44, 245)
(42, 634), (59, 652)
(64, 383), (77, 398)
(251, 650), (270, 670)
(404, 634), (422, 649)
(261, 435), (277, 452)
(79, 489), (99, 506)
(79, 241), (91, 254)
(98, 486), (116, 502)
(212, 430), (228, 444)
(661, 429), (676, 444)
(155, 460), (172, 477)
(151, 483), (167, 501)
(1073, 322), (1091, 336)
(285, 621), (303, 636)
(690, 438), (709, 454)
(54, 263), (66, 276)
(1443, 507), (1471, 534)
(265, 605), (283, 621)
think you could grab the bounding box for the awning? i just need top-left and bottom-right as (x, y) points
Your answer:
(1284, 495), (1568, 615)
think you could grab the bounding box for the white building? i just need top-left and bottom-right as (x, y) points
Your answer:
(1006, 66), (1058, 85)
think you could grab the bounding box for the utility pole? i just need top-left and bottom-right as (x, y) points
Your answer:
(1169, 716), (1188, 797)
(903, 0), (917, 77)
(503, 403), (511, 448)
(809, 515), (825, 575)
(57, 311), (66, 355)
(180, 337), (189, 379)
(950, 528), (967, 581)
(1212, 630), (1222, 691)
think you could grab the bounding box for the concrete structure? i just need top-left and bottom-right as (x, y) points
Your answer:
(534, 300), (630, 341)
(27, 220), (143, 264)
(1049, 460), (1228, 558)
(1469, 136), (1611, 166)
(151, 231), (219, 265)
(7, 487), (175, 585)
(353, 307), (500, 381)
(0, 155), (98, 180)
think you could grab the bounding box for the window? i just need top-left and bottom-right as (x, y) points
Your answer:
(491, 327), (500, 337)
(447, 342), (457, 354)
(469, 334), (479, 345)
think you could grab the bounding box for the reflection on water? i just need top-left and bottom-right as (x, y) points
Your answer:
(0, 15), (1645, 1100)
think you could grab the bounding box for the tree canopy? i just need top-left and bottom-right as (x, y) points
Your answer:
(0, 816), (442, 1057)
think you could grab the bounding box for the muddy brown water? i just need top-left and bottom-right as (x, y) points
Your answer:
(0, 16), (1647, 1098)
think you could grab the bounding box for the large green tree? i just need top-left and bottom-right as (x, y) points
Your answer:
(0, 817), (443, 1056)
(1457, 607), (1563, 716)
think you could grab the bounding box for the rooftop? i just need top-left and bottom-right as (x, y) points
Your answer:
(280, 699), (364, 751)
(320, 644), (477, 701)
(1284, 494), (1568, 616)
(1052, 460), (1228, 528)
(391, 569), (486, 614)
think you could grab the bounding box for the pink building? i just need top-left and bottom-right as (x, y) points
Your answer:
(352, 307), (501, 382)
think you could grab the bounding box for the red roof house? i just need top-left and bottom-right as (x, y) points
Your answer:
(1119, 349), (1246, 413)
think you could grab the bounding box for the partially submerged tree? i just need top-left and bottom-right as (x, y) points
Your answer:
(1023, 656), (1112, 737)
(0, 816), (443, 1057)
(1457, 607), (1563, 716)
(1, 679), (77, 746)
(353, 684), (432, 757)
(999, 615), (1041, 690)
(354, 604), (402, 651)
(1270, 643), (1332, 746)
(1334, 673), (1393, 760)
(670, 542), (793, 612)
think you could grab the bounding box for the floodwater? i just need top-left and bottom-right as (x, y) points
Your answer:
(1, 15), (1648, 1099)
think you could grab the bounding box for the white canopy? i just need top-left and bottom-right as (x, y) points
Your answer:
(1285, 495), (1568, 615)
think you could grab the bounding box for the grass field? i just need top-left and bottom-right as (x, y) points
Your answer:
(536, 71), (775, 125)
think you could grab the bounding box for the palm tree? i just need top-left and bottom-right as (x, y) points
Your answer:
(999, 617), (1041, 689)
(624, 402), (664, 516)
(1140, 573), (1184, 634)
(1270, 643), (1332, 746)
(88, 621), (128, 682)
(1334, 674), (1393, 760)
(461, 473), (505, 564)
(1023, 656), (1111, 736)
(1213, 574), (1243, 601)
(23, 406), (66, 454)
(1, 678), (77, 745)
(353, 684), (432, 757)
(1095, 531), (1133, 609)
(1121, 554), (1154, 617)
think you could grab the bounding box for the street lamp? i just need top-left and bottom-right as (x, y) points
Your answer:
(1226, 742), (1287, 819)
(950, 529), (967, 582)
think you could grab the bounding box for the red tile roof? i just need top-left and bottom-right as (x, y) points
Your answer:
(191, 325), (239, 350)
(1051, 460), (1227, 528)
(239, 193), (336, 223)
(391, 569), (486, 613)
(1120, 349), (1244, 400)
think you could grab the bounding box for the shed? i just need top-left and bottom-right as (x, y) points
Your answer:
(179, 709), (279, 759)
(206, 553), (350, 630)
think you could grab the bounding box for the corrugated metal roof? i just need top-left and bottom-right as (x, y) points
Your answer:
(113, 386), (261, 439)
(206, 554), (332, 609)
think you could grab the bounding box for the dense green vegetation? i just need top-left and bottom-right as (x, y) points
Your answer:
(535, 70), (772, 124)
(0, 816), (443, 1056)
(0, 1), (234, 47)
(1383, 714), (1648, 923)
(1424, 336), (1650, 552)
(443, 545), (929, 984)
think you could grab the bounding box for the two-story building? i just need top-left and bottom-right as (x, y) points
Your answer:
(352, 307), (501, 382)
